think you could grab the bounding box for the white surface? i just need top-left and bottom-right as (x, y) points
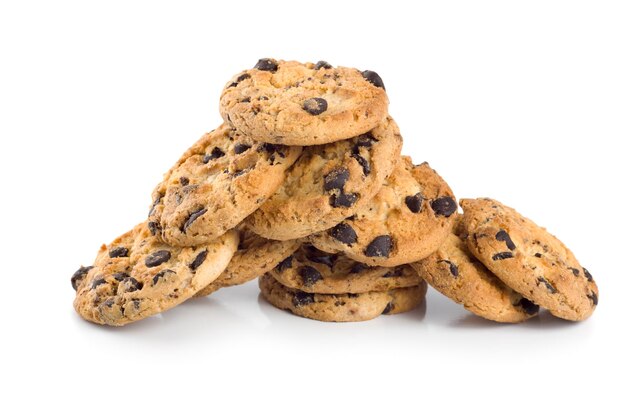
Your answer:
(1, 1), (625, 415)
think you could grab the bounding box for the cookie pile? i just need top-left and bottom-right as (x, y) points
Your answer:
(71, 59), (599, 326)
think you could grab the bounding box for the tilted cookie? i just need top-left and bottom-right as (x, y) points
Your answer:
(310, 157), (457, 267)
(148, 124), (301, 246)
(245, 117), (402, 240)
(259, 275), (427, 322)
(460, 198), (598, 321)
(269, 244), (422, 294)
(220, 59), (389, 146)
(194, 227), (300, 297)
(412, 218), (539, 323)
(72, 222), (238, 326)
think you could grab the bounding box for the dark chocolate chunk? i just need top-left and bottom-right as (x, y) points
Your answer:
(405, 194), (424, 213)
(71, 265), (93, 291)
(152, 269), (170, 285)
(304, 246), (337, 268)
(113, 272), (129, 281)
(109, 246), (129, 258)
(361, 70), (385, 90)
(365, 235), (393, 258)
(314, 61), (332, 70)
(330, 223), (357, 246)
(568, 267), (580, 277)
(353, 133), (377, 149)
(492, 252), (514, 261)
(183, 207), (207, 232)
(123, 277), (143, 292)
(189, 250), (208, 271)
(350, 262), (371, 274)
(495, 229), (516, 250)
(240, 97), (251, 103)
(303, 97), (328, 115)
(537, 277), (557, 293)
(330, 192), (358, 208)
(179, 177), (189, 186)
(430, 196), (457, 217)
(515, 298), (540, 315)
(382, 302), (393, 314)
(277, 255), (293, 272)
(228, 73), (251, 88)
(234, 143), (251, 154)
(203, 147), (225, 164)
(292, 291), (315, 307)
(323, 167), (349, 191)
(383, 268), (403, 278)
(254, 58), (278, 72)
(148, 221), (161, 236)
(298, 266), (323, 286)
(91, 278), (106, 290)
(534, 253), (542, 258)
(438, 260), (459, 277)
(148, 194), (162, 216)
(352, 153), (370, 176)
(145, 250), (171, 268)
(588, 291), (598, 306)
(583, 267), (593, 282)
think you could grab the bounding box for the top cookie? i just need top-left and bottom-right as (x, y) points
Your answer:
(460, 198), (599, 321)
(220, 59), (389, 146)
(148, 124), (301, 247)
(245, 116), (402, 240)
(310, 157), (457, 267)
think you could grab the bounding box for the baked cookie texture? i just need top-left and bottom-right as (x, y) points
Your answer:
(310, 157), (457, 267)
(412, 218), (539, 323)
(245, 117), (402, 240)
(220, 59), (389, 146)
(195, 227), (300, 297)
(259, 274), (427, 322)
(460, 198), (598, 321)
(148, 124), (301, 247)
(269, 244), (422, 294)
(72, 222), (238, 326)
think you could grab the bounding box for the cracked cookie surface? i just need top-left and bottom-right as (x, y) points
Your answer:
(220, 59), (389, 146)
(72, 222), (238, 326)
(460, 198), (598, 321)
(148, 124), (301, 246)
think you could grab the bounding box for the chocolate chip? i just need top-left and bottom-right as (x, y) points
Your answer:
(179, 177), (189, 186)
(495, 230), (516, 251)
(492, 252), (514, 261)
(330, 192), (358, 208)
(405, 194), (424, 213)
(152, 269), (174, 285)
(240, 97), (251, 103)
(430, 196), (457, 217)
(113, 272), (129, 281)
(203, 147), (225, 163)
(350, 262), (371, 274)
(292, 291), (315, 307)
(365, 235), (393, 258)
(148, 194), (162, 216)
(189, 250), (208, 271)
(324, 168), (349, 191)
(71, 266), (93, 290)
(303, 97), (328, 115)
(183, 207), (207, 232)
(330, 223), (357, 246)
(353, 133), (377, 149)
(361, 70), (385, 90)
(382, 302), (393, 314)
(298, 266), (323, 286)
(145, 250), (171, 268)
(109, 247), (129, 258)
(234, 143), (251, 154)
(148, 221), (161, 236)
(277, 255), (293, 272)
(588, 291), (598, 306)
(568, 267), (580, 277)
(583, 267), (593, 282)
(232, 169), (248, 178)
(534, 253), (542, 258)
(352, 153), (370, 176)
(304, 246), (337, 268)
(383, 268), (403, 278)
(254, 58), (278, 72)
(91, 278), (106, 290)
(537, 277), (557, 293)
(228, 73), (251, 88)
(438, 260), (459, 277)
(515, 298), (539, 315)
(314, 61), (332, 70)
(123, 277), (143, 292)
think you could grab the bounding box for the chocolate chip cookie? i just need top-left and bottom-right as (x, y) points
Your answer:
(412, 218), (539, 323)
(148, 124), (301, 247)
(220, 59), (389, 146)
(194, 227), (300, 297)
(72, 222), (239, 326)
(310, 157), (457, 267)
(460, 198), (598, 321)
(245, 116), (402, 240)
(259, 274), (427, 322)
(269, 244), (422, 294)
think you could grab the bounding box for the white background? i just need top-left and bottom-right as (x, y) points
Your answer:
(1, 1), (624, 415)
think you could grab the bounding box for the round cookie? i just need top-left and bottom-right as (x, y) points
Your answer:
(195, 227), (300, 297)
(220, 59), (389, 146)
(411, 218), (539, 323)
(245, 117), (402, 240)
(72, 222), (239, 326)
(269, 244), (422, 294)
(310, 157), (458, 267)
(460, 198), (599, 321)
(148, 124), (301, 246)
(259, 274), (427, 322)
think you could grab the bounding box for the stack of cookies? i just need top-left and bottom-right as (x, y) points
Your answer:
(71, 59), (599, 326)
